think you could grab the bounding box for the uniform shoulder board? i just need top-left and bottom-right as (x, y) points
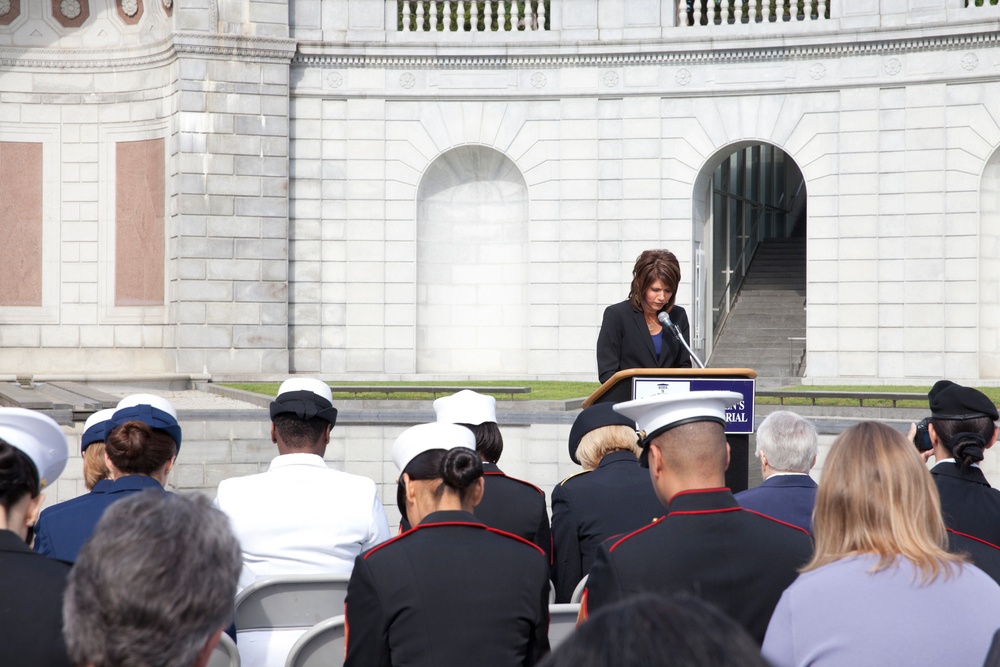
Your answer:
(559, 470), (591, 486)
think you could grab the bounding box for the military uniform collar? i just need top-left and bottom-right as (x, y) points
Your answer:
(597, 450), (641, 468)
(666, 487), (738, 513)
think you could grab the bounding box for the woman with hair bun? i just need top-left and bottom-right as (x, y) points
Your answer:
(33, 394), (180, 564)
(0, 408), (72, 667)
(345, 422), (550, 667)
(922, 381), (1000, 546)
(596, 249), (691, 385)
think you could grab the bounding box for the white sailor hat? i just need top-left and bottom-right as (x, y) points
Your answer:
(112, 394), (182, 450)
(613, 390), (743, 467)
(0, 408), (68, 490)
(81, 408), (116, 452)
(392, 422), (476, 476)
(270, 378), (338, 426)
(434, 390), (497, 426)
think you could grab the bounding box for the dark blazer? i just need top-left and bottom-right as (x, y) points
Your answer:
(734, 474), (818, 534)
(550, 451), (664, 602)
(344, 510), (550, 667)
(0, 530), (73, 667)
(931, 462), (1000, 546)
(583, 488), (812, 645)
(948, 529), (1000, 587)
(596, 301), (692, 384)
(34, 475), (165, 563)
(399, 463), (551, 560)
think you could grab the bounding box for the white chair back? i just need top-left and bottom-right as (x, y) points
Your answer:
(570, 575), (588, 604)
(549, 603), (581, 651)
(206, 632), (241, 667)
(284, 615), (346, 667)
(234, 574), (351, 632)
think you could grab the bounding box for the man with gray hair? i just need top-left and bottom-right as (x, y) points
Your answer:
(735, 410), (818, 533)
(63, 490), (241, 667)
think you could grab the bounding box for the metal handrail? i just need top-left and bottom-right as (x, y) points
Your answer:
(712, 205), (763, 340)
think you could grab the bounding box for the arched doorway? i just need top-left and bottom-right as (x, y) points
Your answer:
(980, 147), (1000, 378)
(691, 143), (807, 380)
(415, 146), (529, 374)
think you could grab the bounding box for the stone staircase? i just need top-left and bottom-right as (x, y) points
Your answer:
(708, 237), (806, 387)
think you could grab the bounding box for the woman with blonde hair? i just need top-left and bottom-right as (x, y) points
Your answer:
(550, 403), (664, 602)
(763, 421), (1000, 666)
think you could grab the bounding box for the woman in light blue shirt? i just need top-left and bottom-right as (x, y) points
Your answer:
(763, 421), (1000, 667)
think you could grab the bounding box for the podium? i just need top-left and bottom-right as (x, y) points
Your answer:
(582, 368), (757, 492)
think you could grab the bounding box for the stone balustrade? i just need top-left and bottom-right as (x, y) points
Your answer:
(398, 1), (549, 33)
(679, 1), (830, 27)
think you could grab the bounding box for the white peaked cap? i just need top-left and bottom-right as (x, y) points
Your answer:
(276, 378), (333, 404)
(83, 408), (116, 433)
(434, 390), (497, 426)
(115, 393), (178, 419)
(613, 390), (743, 444)
(392, 422), (476, 475)
(0, 408), (68, 490)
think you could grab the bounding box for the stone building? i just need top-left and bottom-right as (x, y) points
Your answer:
(2, 0), (1000, 385)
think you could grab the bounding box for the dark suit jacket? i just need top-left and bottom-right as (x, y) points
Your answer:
(931, 462), (1000, 545)
(399, 463), (551, 560)
(734, 474), (817, 533)
(34, 475), (165, 563)
(0, 530), (73, 667)
(344, 510), (550, 667)
(550, 451), (664, 602)
(948, 529), (1000, 587)
(583, 488), (812, 645)
(596, 301), (692, 384)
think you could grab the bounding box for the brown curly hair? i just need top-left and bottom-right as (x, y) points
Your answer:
(628, 250), (680, 312)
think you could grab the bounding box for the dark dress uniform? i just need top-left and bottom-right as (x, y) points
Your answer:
(596, 301), (692, 384)
(0, 530), (73, 667)
(550, 450), (664, 603)
(344, 510), (550, 667)
(583, 488), (812, 645)
(399, 463), (551, 559)
(931, 462), (1000, 545)
(34, 475), (165, 563)
(948, 528), (1000, 586)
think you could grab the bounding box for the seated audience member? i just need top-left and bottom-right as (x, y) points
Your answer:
(763, 421), (1000, 667)
(0, 408), (72, 667)
(539, 593), (769, 667)
(400, 390), (551, 557)
(921, 381), (1000, 545)
(582, 391), (812, 645)
(34, 394), (179, 563)
(214, 378), (390, 667)
(735, 410), (818, 532)
(80, 409), (114, 491)
(551, 402), (663, 602)
(63, 490), (241, 667)
(344, 422), (550, 666)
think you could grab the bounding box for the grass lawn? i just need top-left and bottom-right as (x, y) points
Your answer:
(222, 380), (601, 402)
(761, 384), (1000, 408)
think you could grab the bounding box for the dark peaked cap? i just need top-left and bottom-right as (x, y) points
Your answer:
(269, 378), (339, 426)
(929, 381), (999, 421)
(568, 402), (636, 465)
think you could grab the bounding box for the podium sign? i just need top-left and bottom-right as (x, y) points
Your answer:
(632, 378), (755, 435)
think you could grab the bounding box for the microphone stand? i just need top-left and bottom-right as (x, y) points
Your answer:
(658, 311), (707, 369)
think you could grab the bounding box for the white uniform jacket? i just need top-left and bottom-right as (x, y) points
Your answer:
(215, 452), (391, 592)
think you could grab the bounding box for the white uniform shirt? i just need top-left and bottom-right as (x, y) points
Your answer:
(215, 452), (391, 592)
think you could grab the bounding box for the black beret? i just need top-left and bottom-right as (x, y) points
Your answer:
(929, 382), (999, 421)
(568, 402), (636, 465)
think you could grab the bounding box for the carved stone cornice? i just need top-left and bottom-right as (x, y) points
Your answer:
(294, 25), (1000, 69)
(0, 39), (173, 69)
(173, 32), (296, 63)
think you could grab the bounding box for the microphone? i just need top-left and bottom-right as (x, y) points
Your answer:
(657, 311), (707, 369)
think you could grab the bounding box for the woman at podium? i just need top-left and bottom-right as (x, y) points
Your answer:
(596, 249), (692, 384)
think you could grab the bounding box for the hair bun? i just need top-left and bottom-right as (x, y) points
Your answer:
(952, 432), (986, 467)
(440, 447), (483, 491)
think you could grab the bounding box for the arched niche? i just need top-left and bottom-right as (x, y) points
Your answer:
(980, 147), (1000, 378)
(416, 146), (529, 374)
